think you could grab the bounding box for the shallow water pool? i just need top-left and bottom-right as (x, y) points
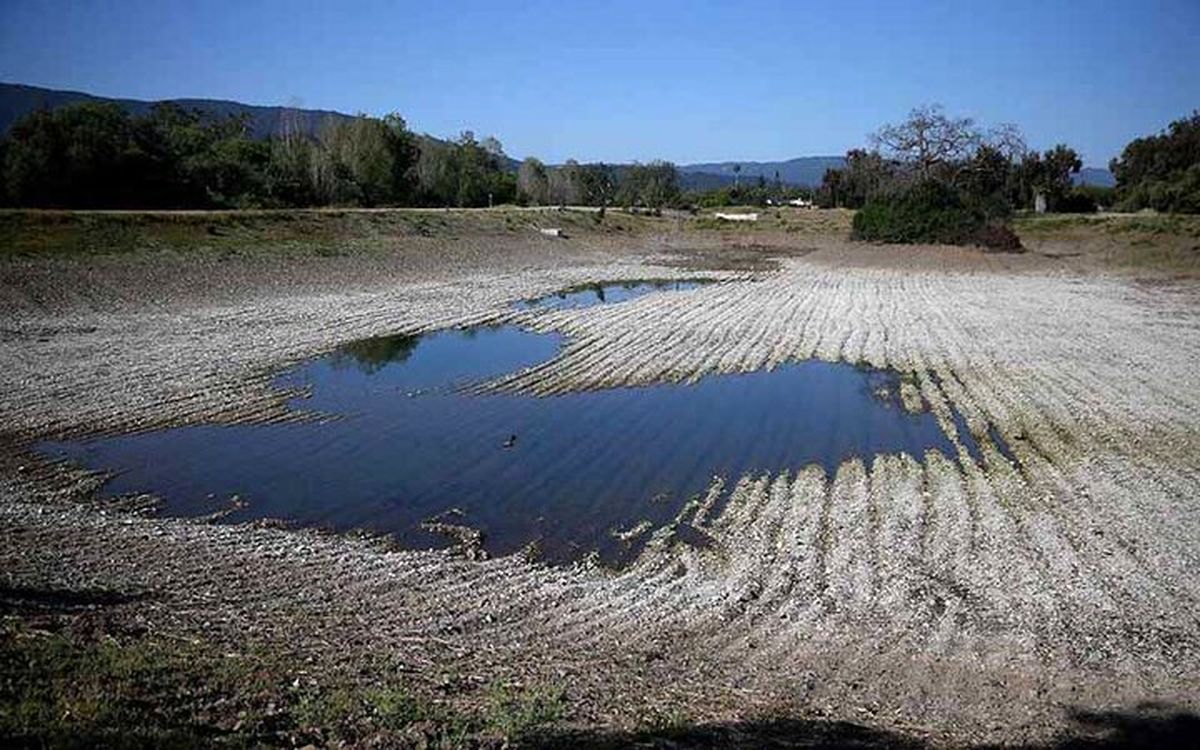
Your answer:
(41, 319), (974, 563)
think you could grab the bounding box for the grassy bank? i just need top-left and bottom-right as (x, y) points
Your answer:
(691, 206), (854, 234)
(1, 607), (567, 748)
(1013, 212), (1200, 273)
(4, 206), (1197, 275)
(0, 207), (662, 259)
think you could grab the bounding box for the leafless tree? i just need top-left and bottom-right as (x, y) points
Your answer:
(986, 122), (1030, 163)
(548, 160), (582, 206)
(480, 136), (504, 159)
(518, 157), (549, 205)
(871, 104), (982, 179)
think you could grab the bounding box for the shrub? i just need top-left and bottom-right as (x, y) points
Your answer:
(1110, 112), (1200, 213)
(1072, 184), (1116, 209)
(853, 180), (1024, 252)
(852, 180), (984, 244)
(1120, 164), (1200, 214)
(1055, 190), (1099, 214)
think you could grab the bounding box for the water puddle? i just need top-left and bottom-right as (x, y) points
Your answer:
(988, 424), (1020, 465)
(516, 279), (715, 311)
(36, 276), (1013, 563)
(927, 370), (1015, 465)
(40, 319), (984, 564)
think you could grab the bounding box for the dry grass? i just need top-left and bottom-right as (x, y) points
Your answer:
(691, 206), (854, 235)
(1014, 212), (1200, 274)
(0, 207), (660, 259)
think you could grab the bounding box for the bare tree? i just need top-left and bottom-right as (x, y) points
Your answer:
(480, 136), (505, 159)
(517, 157), (549, 205)
(986, 122), (1029, 163)
(548, 160), (582, 207)
(872, 104), (981, 179)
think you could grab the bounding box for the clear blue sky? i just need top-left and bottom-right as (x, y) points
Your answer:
(2, 0), (1197, 166)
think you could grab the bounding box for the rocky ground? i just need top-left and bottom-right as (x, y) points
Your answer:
(2, 209), (1199, 747)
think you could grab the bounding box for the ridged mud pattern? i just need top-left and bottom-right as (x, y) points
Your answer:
(0, 261), (735, 440)
(3, 247), (1200, 743)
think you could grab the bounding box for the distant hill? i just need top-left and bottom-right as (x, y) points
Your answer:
(678, 156), (846, 188)
(677, 171), (740, 191)
(0, 82), (354, 140)
(680, 156), (1115, 190)
(1074, 167), (1116, 187)
(0, 83), (530, 170)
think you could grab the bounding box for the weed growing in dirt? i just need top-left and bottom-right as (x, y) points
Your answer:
(484, 683), (567, 739)
(1, 620), (570, 747)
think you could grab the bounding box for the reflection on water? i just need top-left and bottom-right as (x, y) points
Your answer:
(332, 333), (420, 374)
(40, 320), (978, 564)
(517, 279), (716, 311)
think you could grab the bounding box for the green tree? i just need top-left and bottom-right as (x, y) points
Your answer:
(2, 101), (271, 208)
(620, 161), (679, 211)
(579, 163), (618, 218)
(416, 139), (457, 206)
(4, 103), (135, 207)
(1110, 112), (1200, 213)
(382, 113), (420, 204)
(956, 144), (1013, 219)
(818, 167), (843, 208)
(839, 149), (892, 208)
(1041, 144), (1082, 209)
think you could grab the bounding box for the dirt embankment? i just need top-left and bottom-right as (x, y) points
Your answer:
(3, 208), (1200, 746)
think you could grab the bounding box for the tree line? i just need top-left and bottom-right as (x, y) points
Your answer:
(0, 101), (684, 212)
(3, 100), (1193, 216)
(516, 158), (682, 215)
(811, 105), (1090, 248)
(1109, 111), (1200, 214)
(0, 101), (514, 209)
(815, 105), (1089, 217)
(819, 105), (1200, 220)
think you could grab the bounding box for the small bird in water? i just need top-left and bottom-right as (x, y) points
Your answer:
(502, 434), (518, 449)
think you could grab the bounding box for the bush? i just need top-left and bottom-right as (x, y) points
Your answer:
(853, 180), (1024, 252)
(1116, 164), (1200, 214)
(1110, 112), (1200, 214)
(852, 180), (984, 244)
(1055, 190), (1099, 214)
(1073, 184), (1116, 209)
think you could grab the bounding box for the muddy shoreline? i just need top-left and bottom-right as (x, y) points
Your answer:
(4, 218), (1200, 746)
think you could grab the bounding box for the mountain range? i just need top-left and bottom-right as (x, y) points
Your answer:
(0, 82), (353, 141)
(0, 83), (1114, 189)
(678, 157), (848, 189)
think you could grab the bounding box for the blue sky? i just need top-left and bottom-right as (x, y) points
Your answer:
(2, 1), (1197, 166)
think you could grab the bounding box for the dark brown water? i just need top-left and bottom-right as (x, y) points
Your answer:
(39, 319), (987, 563)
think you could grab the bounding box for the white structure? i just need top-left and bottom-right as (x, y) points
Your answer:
(787, 198), (814, 208)
(714, 212), (759, 222)
(1034, 192), (1048, 214)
